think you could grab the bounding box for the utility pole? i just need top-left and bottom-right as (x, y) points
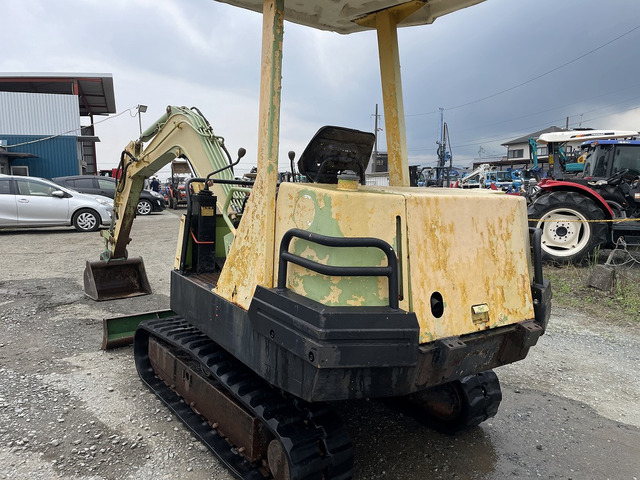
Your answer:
(372, 104), (381, 172)
(374, 104), (379, 154)
(436, 107), (447, 186)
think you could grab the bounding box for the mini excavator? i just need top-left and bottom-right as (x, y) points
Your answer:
(86, 1), (551, 478)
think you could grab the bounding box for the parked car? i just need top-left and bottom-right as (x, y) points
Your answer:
(0, 174), (113, 232)
(52, 175), (165, 215)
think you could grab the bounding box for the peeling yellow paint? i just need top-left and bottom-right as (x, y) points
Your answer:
(214, 0), (284, 309)
(293, 194), (315, 228)
(273, 182), (534, 344)
(404, 187), (534, 341)
(320, 285), (343, 304)
(347, 295), (366, 306)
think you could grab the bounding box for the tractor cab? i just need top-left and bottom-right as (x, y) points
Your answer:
(580, 140), (640, 180)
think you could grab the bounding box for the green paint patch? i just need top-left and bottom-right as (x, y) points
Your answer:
(496, 313), (509, 326)
(296, 273), (387, 307)
(419, 331), (435, 344)
(289, 189), (390, 306)
(296, 189), (343, 237)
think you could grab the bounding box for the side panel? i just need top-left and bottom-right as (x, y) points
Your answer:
(274, 182), (409, 310)
(0, 186), (17, 226)
(14, 178), (70, 225)
(404, 189), (535, 342)
(275, 184), (536, 344)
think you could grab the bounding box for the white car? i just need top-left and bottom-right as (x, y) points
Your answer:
(0, 174), (113, 232)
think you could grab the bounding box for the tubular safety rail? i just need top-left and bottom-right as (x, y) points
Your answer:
(277, 228), (400, 309)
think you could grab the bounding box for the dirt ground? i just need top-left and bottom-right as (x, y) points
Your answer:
(1, 210), (639, 479)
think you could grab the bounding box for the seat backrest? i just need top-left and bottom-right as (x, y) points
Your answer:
(297, 126), (375, 184)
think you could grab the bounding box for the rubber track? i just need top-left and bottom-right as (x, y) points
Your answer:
(134, 317), (353, 480)
(388, 370), (502, 435)
(460, 370), (502, 429)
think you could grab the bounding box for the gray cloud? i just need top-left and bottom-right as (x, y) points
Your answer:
(2, 0), (639, 175)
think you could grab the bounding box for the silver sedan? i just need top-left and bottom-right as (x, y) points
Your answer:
(0, 174), (113, 232)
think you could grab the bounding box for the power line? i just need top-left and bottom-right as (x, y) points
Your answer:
(402, 23), (640, 118)
(410, 95), (640, 155)
(450, 101), (640, 151)
(445, 24), (640, 111)
(449, 94), (640, 148)
(404, 67), (640, 151)
(569, 103), (640, 127)
(450, 81), (640, 135)
(395, 24), (640, 157)
(4, 107), (137, 148)
(418, 90), (640, 151)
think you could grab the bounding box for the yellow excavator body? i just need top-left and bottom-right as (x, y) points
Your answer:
(275, 181), (534, 343)
(87, 1), (554, 478)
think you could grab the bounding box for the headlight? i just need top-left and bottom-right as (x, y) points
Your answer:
(95, 198), (111, 206)
(151, 191), (164, 199)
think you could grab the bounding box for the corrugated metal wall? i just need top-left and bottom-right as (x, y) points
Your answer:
(0, 92), (82, 178)
(1, 135), (79, 179)
(0, 92), (81, 136)
(365, 172), (390, 186)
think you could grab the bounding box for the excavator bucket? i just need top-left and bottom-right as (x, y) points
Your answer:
(83, 257), (152, 301)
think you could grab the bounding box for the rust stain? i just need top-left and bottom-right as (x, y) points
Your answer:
(406, 190), (534, 342)
(272, 184), (534, 343)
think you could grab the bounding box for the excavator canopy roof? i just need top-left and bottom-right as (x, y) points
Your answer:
(537, 130), (639, 144)
(213, 0), (484, 34)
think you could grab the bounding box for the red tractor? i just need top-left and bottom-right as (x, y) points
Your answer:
(166, 178), (187, 209)
(527, 132), (640, 263)
(165, 159), (192, 209)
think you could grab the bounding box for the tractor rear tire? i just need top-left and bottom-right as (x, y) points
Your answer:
(528, 191), (608, 264)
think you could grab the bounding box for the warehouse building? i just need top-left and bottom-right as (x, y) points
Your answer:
(0, 73), (116, 178)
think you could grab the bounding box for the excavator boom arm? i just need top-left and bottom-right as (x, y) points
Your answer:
(103, 106), (238, 260)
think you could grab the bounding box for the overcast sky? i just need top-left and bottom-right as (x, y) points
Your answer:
(3, 0), (640, 178)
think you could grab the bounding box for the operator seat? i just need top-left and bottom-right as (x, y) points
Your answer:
(297, 126), (374, 184)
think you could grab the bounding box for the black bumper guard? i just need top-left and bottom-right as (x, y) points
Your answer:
(529, 227), (552, 331)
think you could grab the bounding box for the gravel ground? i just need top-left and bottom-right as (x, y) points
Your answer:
(1, 210), (639, 479)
